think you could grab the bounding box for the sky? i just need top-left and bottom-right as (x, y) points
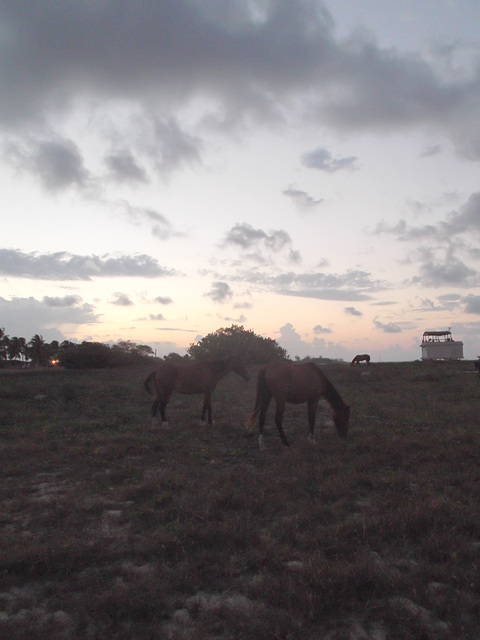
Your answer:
(1, 0), (480, 362)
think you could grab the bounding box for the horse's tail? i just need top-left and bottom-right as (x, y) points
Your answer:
(245, 367), (267, 431)
(143, 371), (157, 397)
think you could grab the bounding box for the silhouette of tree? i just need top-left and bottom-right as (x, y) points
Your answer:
(187, 324), (287, 363)
(28, 334), (49, 367)
(7, 336), (24, 361)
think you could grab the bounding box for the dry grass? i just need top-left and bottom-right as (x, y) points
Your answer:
(1, 359), (479, 638)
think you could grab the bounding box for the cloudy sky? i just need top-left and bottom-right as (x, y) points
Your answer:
(2, 0), (480, 361)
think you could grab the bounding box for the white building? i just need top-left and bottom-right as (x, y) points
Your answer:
(420, 330), (463, 361)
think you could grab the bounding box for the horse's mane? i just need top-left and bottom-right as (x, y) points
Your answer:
(200, 355), (236, 374)
(311, 363), (347, 411)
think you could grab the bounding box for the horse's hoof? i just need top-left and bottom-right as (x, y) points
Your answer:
(307, 435), (317, 445)
(162, 421), (170, 429)
(258, 435), (266, 451)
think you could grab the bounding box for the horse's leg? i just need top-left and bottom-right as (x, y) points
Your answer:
(258, 396), (271, 451)
(151, 397), (161, 428)
(155, 390), (172, 428)
(307, 399), (319, 444)
(274, 399), (290, 447)
(200, 391), (213, 425)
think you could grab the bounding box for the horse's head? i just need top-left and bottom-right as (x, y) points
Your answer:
(230, 355), (250, 381)
(333, 405), (350, 439)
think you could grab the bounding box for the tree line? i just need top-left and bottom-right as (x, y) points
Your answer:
(0, 325), (288, 369)
(0, 329), (155, 368)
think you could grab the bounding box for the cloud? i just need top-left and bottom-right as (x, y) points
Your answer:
(105, 150), (148, 183)
(111, 293), (133, 307)
(375, 191), (480, 287)
(420, 144), (442, 157)
(154, 296), (173, 305)
(373, 318), (402, 333)
(2, 1), (478, 162)
(268, 268), (383, 301)
(9, 137), (88, 191)
(148, 314), (166, 321)
(221, 223), (300, 263)
(0, 249), (178, 280)
(277, 323), (349, 360)
(282, 186), (324, 211)
(313, 324), (332, 334)
(345, 306), (362, 317)
(418, 256), (477, 287)
(42, 295), (83, 307)
(463, 294), (480, 314)
(120, 202), (183, 240)
(301, 147), (357, 172)
(223, 314), (247, 323)
(205, 281), (233, 303)
(0, 295), (98, 341)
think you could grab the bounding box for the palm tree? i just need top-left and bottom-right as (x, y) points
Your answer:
(28, 334), (48, 367)
(0, 331), (9, 360)
(7, 336), (23, 362)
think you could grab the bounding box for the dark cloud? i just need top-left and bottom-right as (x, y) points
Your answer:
(9, 137), (88, 190)
(1, 2), (478, 159)
(205, 281), (233, 303)
(301, 147), (357, 172)
(148, 313), (166, 321)
(0, 249), (178, 280)
(282, 186), (324, 211)
(105, 150), (148, 183)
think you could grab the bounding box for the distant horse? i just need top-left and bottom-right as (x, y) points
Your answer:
(351, 354), (370, 367)
(246, 361), (350, 450)
(144, 355), (249, 427)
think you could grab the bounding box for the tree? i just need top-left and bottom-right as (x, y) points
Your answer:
(28, 334), (49, 367)
(59, 341), (114, 369)
(7, 336), (24, 361)
(163, 352), (189, 363)
(187, 325), (287, 363)
(0, 332), (9, 360)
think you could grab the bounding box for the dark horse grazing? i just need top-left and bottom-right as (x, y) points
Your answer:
(144, 355), (249, 427)
(351, 354), (370, 366)
(246, 361), (350, 450)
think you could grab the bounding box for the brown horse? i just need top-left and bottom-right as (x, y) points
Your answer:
(351, 354), (370, 366)
(144, 355), (249, 427)
(246, 361), (350, 450)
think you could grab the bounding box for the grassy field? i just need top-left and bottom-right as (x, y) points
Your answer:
(1, 359), (480, 639)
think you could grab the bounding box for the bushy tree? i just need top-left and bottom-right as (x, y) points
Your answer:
(59, 341), (114, 369)
(187, 325), (287, 363)
(163, 352), (190, 363)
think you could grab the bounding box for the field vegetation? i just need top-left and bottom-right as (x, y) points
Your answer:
(1, 358), (480, 638)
